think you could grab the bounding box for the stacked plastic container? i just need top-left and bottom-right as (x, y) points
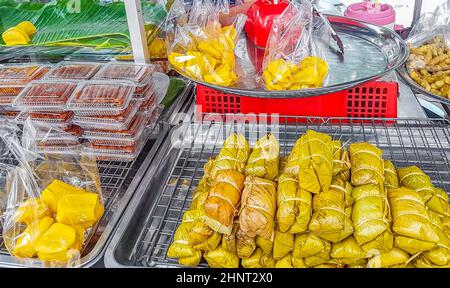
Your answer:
(0, 61), (159, 162)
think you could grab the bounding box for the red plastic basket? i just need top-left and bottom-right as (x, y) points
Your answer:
(196, 81), (398, 120)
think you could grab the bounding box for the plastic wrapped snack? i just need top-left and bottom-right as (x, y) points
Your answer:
(244, 134), (279, 181)
(236, 227), (256, 258)
(388, 187), (439, 245)
(16, 111), (74, 128)
(204, 246), (239, 268)
(166, 0), (246, 87)
(68, 81), (135, 116)
(201, 169), (245, 234)
(262, 1), (328, 90)
(14, 80), (77, 111)
(210, 133), (250, 178)
(332, 140), (351, 182)
(384, 160), (399, 189)
(277, 173), (312, 234)
(0, 119), (103, 266)
(94, 63), (154, 95)
(46, 62), (101, 80)
(0, 64), (49, 86)
(239, 175), (277, 240)
(241, 248), (275, 268)
(298, 130), (333, 194)
(0, 85), (24, 106)
(367, 248), (410, 268)
(352, 184), (391, 246)
(397, 166), (435, 203)
(349, 142), (384, 187)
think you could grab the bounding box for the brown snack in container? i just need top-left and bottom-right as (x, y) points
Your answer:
(0, 65), (49, 85)
(72, 82), (131, 105)
(47, 63), (101, 80)
(29, 111), (74, 121)
(87, 143), (137, 154)
(94, 63), (154, 86)
(21, 82), (77, 105)
(65, 125), (83, 137)
(86, 113), (144, 137)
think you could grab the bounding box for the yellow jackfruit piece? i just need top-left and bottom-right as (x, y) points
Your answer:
(56, 192), (104, 227)
(16, 21), (37, 36)
(14, 198), (51, 225)
(34, 223), (82, 262)
(41, 180), (87, 213)
(2, 27), (30, 46)
(12, 216), (54, 258)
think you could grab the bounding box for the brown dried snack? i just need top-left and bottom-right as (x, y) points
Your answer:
(94, 64), (154, 86)
(0, 65), (49, 85)
(21, 82), (77, 105)
(47, 63), (101, 80)
(87, 143), (137, 153)
(29, 111), (74, 121)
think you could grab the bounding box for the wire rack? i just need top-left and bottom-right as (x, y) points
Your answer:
(123, 117), (450, 267)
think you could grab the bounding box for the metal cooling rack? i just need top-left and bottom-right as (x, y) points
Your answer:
(105, 117), (450, 268)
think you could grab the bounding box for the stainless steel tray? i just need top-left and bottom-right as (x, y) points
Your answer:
(397, 27), (450, 106)
(0, 121), (170, 268)
(173, 15), (408, 98)
(105, 117), (450, 268)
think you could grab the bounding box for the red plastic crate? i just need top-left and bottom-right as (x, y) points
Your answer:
(196, 81), (398, 120)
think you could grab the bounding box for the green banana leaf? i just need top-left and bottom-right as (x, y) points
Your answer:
(0, 0), (167, 49)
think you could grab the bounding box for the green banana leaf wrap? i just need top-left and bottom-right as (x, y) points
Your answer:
(275, 253), (294, 268)
(397, 166), (435, 203)
(303, 240), (332, 267)
(245, 134), (280, 181)
(276, 173), (311, 234)
(394, 236), (436, 255)
(384, 160), (400, 189)
(273, 229), (294, 260)
(201, 169), (245, 235)
(210, 133), (250, 178)
(388, 187), (440, 244)
(349, 142), (384, 187)
(422, 211), (450, 266)
(186, 210), (221, 251)
(166, 211), (202, 266)
(298, 130), (333, 194)
(236, 227), (256, 258)
(367, 248), (410, 268)
(204, 246), (239, 268)
(361, 229), (394, 257)
(239, 176), (277, 240)
(331, 236), (367, 265)
(329, 178), (353, 207)
(427, 188), (450, 217)
(284, 138), (302, 176)
(293, 232), (330, 258)
(352, 184), (391, 246)
(256, 235), (273, 254)
(414, 255), (450, 268)
(241, 248), (275, 268)
(332, 140), (351, 182)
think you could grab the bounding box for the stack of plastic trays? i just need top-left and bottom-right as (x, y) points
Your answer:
(0, 63), (49, 119)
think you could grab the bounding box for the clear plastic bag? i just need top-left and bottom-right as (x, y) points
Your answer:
(262, 0), (329, 90)
(0, 118), (104, 267)
(166, 0), (247, 87)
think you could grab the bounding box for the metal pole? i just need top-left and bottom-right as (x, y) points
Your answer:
(124, 0), (150, 64)
(412, 0), (423, 26)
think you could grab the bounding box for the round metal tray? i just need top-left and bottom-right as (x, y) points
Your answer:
(397, 27), (450, 106)
(172, 15), (408, 98)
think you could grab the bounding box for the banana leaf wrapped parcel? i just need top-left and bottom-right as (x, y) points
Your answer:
(293, 232), (330, 258)
(367, 248), (410, 268)
(331, 236), (366, 265)
(256, 235), (273, 254)
(384, 160), (399, 189)
(349, 142), (384, 186)
(241, 248), (275, 268)
(245, 134), (280, 180)
(397, 166), (435, 203)
(303, 241), (332, 267)
(204, 246), (239, 268)
(202, 169), (245, 234)
(186, 210), (222, 251)
(190, 158), (215, 210)
(239, 176), (277, 240)
(352, 184), (391, 246)
(298, 130), (333, 194)
(275, 253), (294, 268)
(284, 138), (302, 176)
(273, 229), (294, 260)
(332, 140), (351, 181)
(329, 178), (353, 207)
(427, 188), (449, 217)
(422, 211), (450, 266)
(210, 134), (250, 178)
(388, 187), (439, 245)
(361, 229), (394, 257)
(236, 227), (256, 258)
(277, 173), (311, 234)
(414, 255), (450, 268)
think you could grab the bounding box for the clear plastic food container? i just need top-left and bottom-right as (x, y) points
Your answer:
(13, 80), (78, 110)
(46, 61), (102, 80)
(82, 135), (146, 162)
(73, 100), (140, 131)
(93, 63), (154, 94)
(34, 124), (82, 145)
(0, 64), (49, 85)
(82, 112), (148, 146)
(0, 86), (24, 106)
(0, 110), (20, 119)
(16, 111), (74, 128)
(67, 80), (135, 116)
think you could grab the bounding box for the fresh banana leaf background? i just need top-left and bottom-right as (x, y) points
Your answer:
(0, 0), (167, 49)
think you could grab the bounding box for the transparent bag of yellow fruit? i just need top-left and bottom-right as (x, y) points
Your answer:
(0, 119), (104, 267)
(166, 0), (246, 87)
(262, 1), (329, 91)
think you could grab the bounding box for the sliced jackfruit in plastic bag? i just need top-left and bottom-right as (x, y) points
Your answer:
(14, 198), (52, 225)
(349, 142), (384, 187)
(277, 173), (311, 234)
(273, 229), (294, 260)
(397, 166), (435, 203)
(384, 160), (399, 189)
(352, 184), (390, 245)
(56, 192), (104, 227)
(204, 246), (239, 268)
(239, 176), (277, 240)
(293, 232), (330, 258)
(244, 134), (280, 181)
(367, 248), (410, 268)
(298, 130), (333, 194)
(41, 179), (88, 213)
(12, 216), (54, 258)
(388, 187), (439, 243)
